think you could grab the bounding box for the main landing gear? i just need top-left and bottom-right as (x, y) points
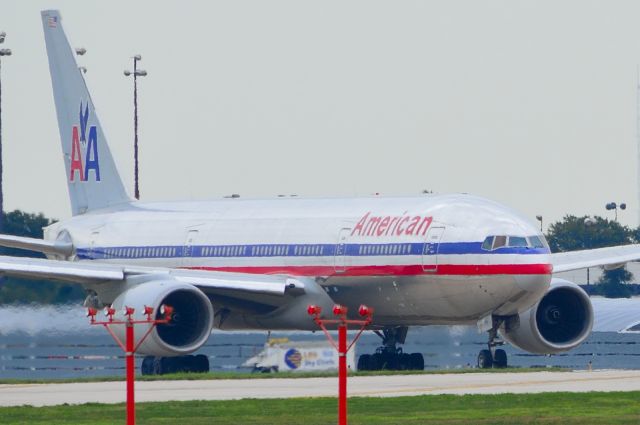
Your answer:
(357, 326), (425, 371)
(477, 317), (510, 369)
(141, 354), (209, 375)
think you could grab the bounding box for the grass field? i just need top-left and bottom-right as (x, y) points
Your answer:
(0, 367), (567, 385)
(1, 392), (638, 425)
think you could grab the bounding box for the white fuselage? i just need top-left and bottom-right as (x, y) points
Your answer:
(45, 193), (552, 327)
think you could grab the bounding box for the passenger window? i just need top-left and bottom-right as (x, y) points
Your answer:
(492, 236), (507, 250)
(481, 236), (494, 251)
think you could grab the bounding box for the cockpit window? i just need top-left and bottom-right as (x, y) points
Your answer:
(508, 236), (528, 247)
(492, 235), (507, 250)
(482, 236), (494, 250)
(482, 234), (548, 251)
(528, 236), (545, 248)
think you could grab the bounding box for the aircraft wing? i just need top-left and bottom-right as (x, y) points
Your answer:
(551, 244), (640, 273)
(0, 255), (299, 298)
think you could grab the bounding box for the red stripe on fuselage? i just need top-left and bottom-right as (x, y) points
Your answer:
(186, 264), (553, 277)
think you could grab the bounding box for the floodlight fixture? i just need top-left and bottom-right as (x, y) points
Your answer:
(307, 304), (322, 316)
(143, 305), (154, 319)
(123, 306), (135, 318)
(104, 306), (116, 321)
(333, 304), (347, 316)
(358, 305), (373, 317)
(160, 304), (174, 320)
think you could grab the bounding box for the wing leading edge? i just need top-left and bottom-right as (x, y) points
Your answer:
(0, 255), (301, 298)
(551, 244), (640, 273)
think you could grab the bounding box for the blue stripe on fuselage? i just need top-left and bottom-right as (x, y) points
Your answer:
(76, 242), (550, 260)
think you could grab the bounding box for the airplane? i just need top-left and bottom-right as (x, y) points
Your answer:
(2, 9), (639, 374)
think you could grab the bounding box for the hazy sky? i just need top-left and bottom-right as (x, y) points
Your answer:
(2, 1), (640, 229)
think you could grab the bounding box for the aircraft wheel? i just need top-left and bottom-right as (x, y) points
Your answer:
(370, 353), (383, 370)
(399, 353), (412, 370)
(357, 354), (371, 371)
(410, 353), (424, 370)
(477, 349), (493, 369)
(194, 354), (209, 373)
(160, 357), (178, 374)
(141, 356), (155, 375)
(493, 349), (507, 368)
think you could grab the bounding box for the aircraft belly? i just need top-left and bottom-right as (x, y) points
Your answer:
(324, 274), (548, 326)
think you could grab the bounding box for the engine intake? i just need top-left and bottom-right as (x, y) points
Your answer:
(110, 280), (213, 357)
(501, 278), (593, 354)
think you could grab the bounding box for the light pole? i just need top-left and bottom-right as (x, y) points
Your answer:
(308, 304), (373, 425)
(88, 304), (173, 425)
(0, 32), (12, 235)
(605, 202), (626, 221)
(584, 216), (597, 285)
(75, 47), (86, 73)
(535, 215), (543, 232)
(124, 55), (147, 200)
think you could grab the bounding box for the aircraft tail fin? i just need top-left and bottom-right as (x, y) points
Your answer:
(41, 10), (131, 215)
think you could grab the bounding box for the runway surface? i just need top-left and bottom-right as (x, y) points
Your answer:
(2, 370), (640, 407)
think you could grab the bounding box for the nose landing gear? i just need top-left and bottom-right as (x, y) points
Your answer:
(477, 316), (511, 369)
(357, 326), (425, 371)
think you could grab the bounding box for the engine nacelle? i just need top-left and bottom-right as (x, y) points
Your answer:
(110, 280), (213, 357)
(500, 278), (593, 354)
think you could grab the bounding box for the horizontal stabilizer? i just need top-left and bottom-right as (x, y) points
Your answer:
(0, 234), (73, 256)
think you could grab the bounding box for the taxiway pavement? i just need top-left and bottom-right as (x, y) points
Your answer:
(1, 369), (639, 407)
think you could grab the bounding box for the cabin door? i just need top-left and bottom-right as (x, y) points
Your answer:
(334, 228), (351, 273)
(422, 227), (445, 272)
(183, 229), (199, 263)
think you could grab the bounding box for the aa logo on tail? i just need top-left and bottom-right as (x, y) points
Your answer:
(69, 102), (100, 182)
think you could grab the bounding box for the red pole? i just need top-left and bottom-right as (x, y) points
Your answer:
(126, 321), (135, 425)
(89, 305), (171, 425)
(338, 322), (347, 425)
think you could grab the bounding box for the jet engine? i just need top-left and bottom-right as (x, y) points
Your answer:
(109, 280), (214, 357)
(500, 278), (593, 354)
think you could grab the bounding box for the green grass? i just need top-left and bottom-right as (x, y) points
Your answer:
(1, 392), (638, 424)
(0, 367), (567, 385)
